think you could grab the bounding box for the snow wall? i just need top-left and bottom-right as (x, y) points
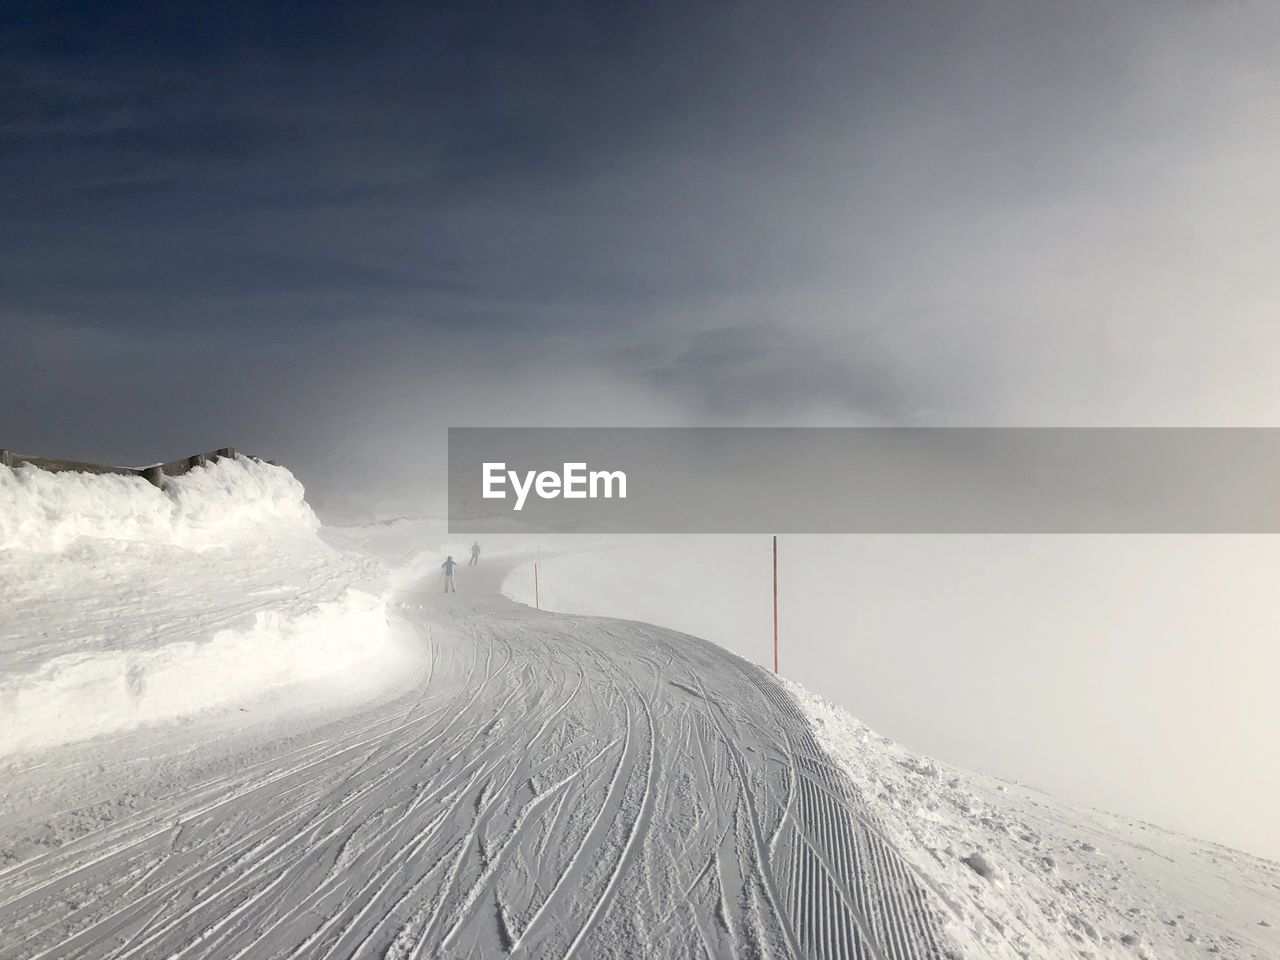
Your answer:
(0, 457), (404, 755)
(0, 454), (319, 553)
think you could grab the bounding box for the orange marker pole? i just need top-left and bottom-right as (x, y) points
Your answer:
(772, 535), (779, 673)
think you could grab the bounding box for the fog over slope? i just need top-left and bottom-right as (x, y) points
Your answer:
(4, 0), (1280, 906)
(503, 540), (1280, 863)
(2, 470), (1274, 960)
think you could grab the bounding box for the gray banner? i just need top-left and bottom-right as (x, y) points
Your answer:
(447, 427), (1280, 533)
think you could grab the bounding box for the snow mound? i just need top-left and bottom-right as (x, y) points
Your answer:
(0, 459), (412, 755)
(0, 456), (318, 553)
(788, 682), (1280, 960)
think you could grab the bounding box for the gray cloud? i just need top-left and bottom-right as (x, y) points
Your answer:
(5, 0), (1280, 473)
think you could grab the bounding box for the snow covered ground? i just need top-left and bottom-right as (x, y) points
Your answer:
(507, 558), (1280, 959)
(791, 686), (1280, 960)
(0, 465), (1276, 959)
(0, 459), (410, 754)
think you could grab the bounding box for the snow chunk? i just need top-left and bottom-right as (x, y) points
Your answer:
(961, 851), (997, 880)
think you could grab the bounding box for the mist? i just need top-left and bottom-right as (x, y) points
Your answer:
(521, 535), (1280, 861)
(5, 0), (1280, 862)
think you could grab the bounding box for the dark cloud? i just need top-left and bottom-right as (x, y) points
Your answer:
(4, 1), (1280, 500)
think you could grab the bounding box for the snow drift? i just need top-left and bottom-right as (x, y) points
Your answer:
(0, 458), (408, 754)
(0, 455), (319, 553)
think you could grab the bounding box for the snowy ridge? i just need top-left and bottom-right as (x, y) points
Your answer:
(0, 459), (408, 754)
(0, 455), (318, 553)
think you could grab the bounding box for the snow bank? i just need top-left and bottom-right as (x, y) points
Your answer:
(0, 590), (392, 754)
(787, 682), (1280, 960)
(0, 459), (411, 755)
(0, 456), (318, 553)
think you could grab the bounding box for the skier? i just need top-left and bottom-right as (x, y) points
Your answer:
(469, 541), (481, 566)
(441, 555), (459, 593)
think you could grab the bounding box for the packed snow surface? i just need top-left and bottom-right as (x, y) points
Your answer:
(507, 557), (1280, 960)
(0, 486), (1275, 959)
(1, 514), (948, 959)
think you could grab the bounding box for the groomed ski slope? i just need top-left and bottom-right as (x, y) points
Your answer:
(507, 552), (1280, 960)
(1, 466), (1276, 960)
(0, 535), (947, 959)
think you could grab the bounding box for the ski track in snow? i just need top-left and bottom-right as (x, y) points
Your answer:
(0, 560), (947, 960)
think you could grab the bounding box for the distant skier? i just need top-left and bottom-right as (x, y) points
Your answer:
(469, 541), (481, 566)
(441, 555), (459, 593)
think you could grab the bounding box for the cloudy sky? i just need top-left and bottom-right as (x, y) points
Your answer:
(6, 1), (1280, 504)
(4, 2), (1280, 855)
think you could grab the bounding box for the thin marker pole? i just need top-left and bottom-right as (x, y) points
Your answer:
(773, 535), (779, 673)
(534, 547), (540, 610)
